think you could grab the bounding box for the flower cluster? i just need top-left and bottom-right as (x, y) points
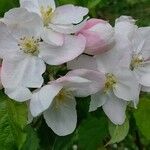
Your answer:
(0, 0), (149, 136)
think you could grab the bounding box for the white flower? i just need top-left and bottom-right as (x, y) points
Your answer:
(0, 8), (86, 101)
(30, 69), (105, 136)
(20, 0), (89, 46)
(67, 16), (141, 125)
(129, 27), (150, 92)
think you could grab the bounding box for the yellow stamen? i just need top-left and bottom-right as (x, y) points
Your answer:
(19, 37), (39, 55)
(53, 89), (72, 109)
(40, 6), (53, 26)
(130, 54), (144, 70)
(104, 73), (117, 93)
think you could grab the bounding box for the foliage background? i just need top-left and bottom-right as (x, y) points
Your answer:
(0, 0), (150, 150)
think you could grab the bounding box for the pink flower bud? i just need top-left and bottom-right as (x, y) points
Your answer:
(77, 19), (115, 55)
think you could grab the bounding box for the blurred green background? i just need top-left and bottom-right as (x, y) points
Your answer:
(0, 0), (149, 26)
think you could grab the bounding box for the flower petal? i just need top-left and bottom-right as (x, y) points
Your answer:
(113, 68), (139, 101)
(48, 18), (87, 34)
(20, 0), (56, 15)
(89, 92), (107, 112)
(39, 34), (86, 65)
(51, 4), (88, 25)
(1, 56), (45, 89)
(0, 22), (19, 59)
(5, 87), (32, 102)
(3, 8), (43, 39)
(43, 95), (77, 136)
(66, 69), (105, 97)
(67, 54), (98, 71)
(41, 28), (64, 46)
(30, 84), (63, 117)
(102, 92), (127, 125)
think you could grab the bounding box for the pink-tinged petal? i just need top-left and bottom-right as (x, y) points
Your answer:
(43, 95), (77, 136)
(77, 19), (115, 55)
(80, 18), (105, 30)
(48, 18), (87, 34)
(30, 84), (63, 117)
(5, 87), (32, 102)
(67, 54), (98, 71)
(102, 92), (127, 125)
(51, 4), (88, 25)
(39, 34), (86, 65)
(66, 69), (105, 97)
(41, 28), (64, 46)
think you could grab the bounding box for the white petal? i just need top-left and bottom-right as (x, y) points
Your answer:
(41, 28), (64, 46)
(141, 86), (150, 92)
(3, 8), (43, 39)
(48, 18), (87, 34)
(20, 0), (56, 15)
(43, 96), (77, 136)
(66, 69), (105, 97)
(113, 68), (140, 101)
(134, 61), (150, 87)
(102, 93), (127, 125)
(30, 84), (63, 117)
(5, 87), (32, 102)
(51, 4), (88, 25)
(0, 22), (19, 58)
(67, 54), (98, 71)
(89, 92), (107, 112)
(1, 56), (45, 89)
(39, 34), (86, 65)
(115, 16), (138, 39)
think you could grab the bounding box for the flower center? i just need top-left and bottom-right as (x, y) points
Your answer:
(130, 54), (144, 70)
(104, 73), (117, 92)
(54, 89), (72, 109)
(18, 37), (40, 55)
(40, 6), (53, 26)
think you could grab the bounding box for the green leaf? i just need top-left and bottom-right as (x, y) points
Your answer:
(0, 91), (27, 150)
(87, 0), (102, 9)
(78, 116), (108, 150)
(107, 118), (129, 145)
(134, 94), (150, 140)
(21, 126), (40, 150)
(52, 134), (75, 150)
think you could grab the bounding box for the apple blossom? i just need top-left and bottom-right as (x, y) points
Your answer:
(68, 32), (140, 125)
(0, 8), (86, 101)
(20, 0), (89, 46)
(69, 55), (139, 125)
(77, 18), (115, 55)
(129, 27), (150, 92)
(30, 69), (105, 135)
